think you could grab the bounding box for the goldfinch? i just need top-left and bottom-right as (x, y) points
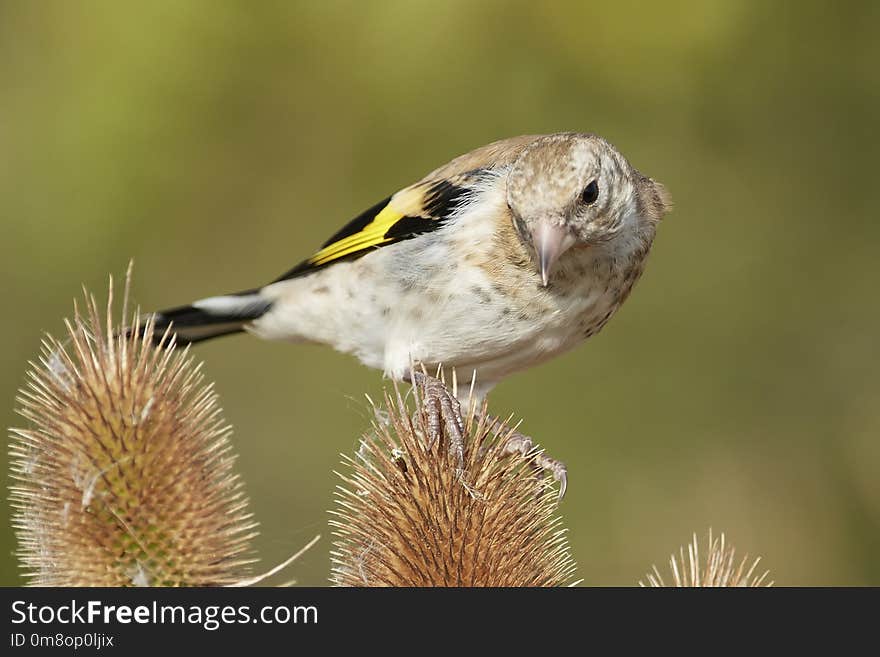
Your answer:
(150, 132), (670, 403)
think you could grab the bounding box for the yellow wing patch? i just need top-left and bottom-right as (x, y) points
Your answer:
(309, 203), (403, 266)
(305, 186), (428, 266)
(273, 178), (474, 283)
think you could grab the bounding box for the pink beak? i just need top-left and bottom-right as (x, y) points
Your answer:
(531, 220), (576, 286)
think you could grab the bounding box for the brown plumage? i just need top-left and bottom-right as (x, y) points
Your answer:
(145, 132), (670, 396)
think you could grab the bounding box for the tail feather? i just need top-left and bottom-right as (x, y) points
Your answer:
(149, 289), (272, 345)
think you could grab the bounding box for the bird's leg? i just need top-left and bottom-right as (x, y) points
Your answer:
(486, 416), (568, 501)
(405, 370), (466, 471)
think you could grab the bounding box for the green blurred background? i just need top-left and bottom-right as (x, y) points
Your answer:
(2, 0), (878, 586)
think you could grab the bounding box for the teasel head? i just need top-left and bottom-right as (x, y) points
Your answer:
(8, 266), (258, 586)
(640, 530), (772, 587)
(330, 377), (577, 587)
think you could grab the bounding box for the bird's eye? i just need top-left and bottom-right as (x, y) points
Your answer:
(581, 180), (599, 205)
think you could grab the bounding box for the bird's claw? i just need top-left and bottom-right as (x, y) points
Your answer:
(405, 371), (568, 502)
(500, 429), (568, 502)
(406, 369), (466, 471)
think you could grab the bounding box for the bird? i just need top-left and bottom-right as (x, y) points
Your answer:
(146, 132), (670, 495)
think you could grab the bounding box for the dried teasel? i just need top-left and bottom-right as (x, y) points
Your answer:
(640, 530), (772, 587)
(330, 377), (577, 587)
(8, 267), (258, 586)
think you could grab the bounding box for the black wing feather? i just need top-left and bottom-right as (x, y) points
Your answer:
(274, 170), (486, 283)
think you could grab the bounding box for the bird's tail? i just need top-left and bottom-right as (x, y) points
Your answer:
(147, 289), (273, 345)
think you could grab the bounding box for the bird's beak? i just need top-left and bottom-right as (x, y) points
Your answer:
(531, 220), (576, 287)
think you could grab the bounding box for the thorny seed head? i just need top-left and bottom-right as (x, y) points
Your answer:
(330, 377), (577, 587)
(640, 530), (773, 587)
(8, 266), (258, 586)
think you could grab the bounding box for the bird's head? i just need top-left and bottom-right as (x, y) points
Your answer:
(506, 132), (670, 286)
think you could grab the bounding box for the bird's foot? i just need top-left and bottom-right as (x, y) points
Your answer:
(406, 369), (466, 472)
(493, 421), (568, 502)
(404, 371), (567, 502)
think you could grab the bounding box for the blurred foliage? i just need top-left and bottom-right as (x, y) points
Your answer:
(1, 0), (878, 585)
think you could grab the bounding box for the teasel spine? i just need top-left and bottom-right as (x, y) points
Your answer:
(8, 267), (259, 586)
(640, 530), (772, 587)
(330, 381), (577, 587)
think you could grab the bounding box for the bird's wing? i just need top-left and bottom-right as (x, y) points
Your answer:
(273, 135), (540, 282)
(421, 134), (538, 180)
